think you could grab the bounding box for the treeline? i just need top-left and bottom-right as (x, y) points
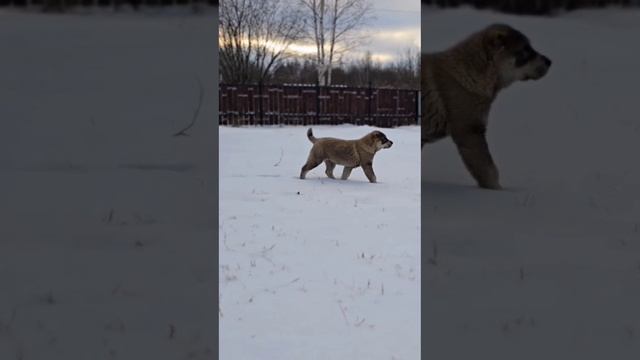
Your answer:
(229, 51), (420, 90)
(219, 0), (417, 89)
(423, 0), (640, 15)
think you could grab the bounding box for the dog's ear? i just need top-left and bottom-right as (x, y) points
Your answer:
(362, 132), (376, 146)
(485, 29), (508, 52)
(483, 24), (519, 55)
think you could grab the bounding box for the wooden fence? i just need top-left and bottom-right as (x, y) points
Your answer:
(0, 0), (216, 8)
(219, 83), (420, 127)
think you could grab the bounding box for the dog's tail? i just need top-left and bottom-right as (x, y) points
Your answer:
(307, 128), (317, 143)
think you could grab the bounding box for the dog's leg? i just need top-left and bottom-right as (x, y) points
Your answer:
(324, 160), (336, 179)
(341, 166), (354, 180)
(451, 124), (501, 190)
(362, 162), (377, 183)
(300, 157), (322, 179)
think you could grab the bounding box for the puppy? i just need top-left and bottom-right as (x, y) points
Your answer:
(299, 128), (393, 183)
(422, 23), (551, 189)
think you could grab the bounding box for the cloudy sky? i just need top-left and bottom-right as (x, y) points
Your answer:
(364, 0), (421, 63)
(288, 0), (420, 64)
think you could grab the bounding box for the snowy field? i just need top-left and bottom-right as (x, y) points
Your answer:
(219, 126), (420, 359)
(422, 7), (640, 360)
(0, 11), (217, 359)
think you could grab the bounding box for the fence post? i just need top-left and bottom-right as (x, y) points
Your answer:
(218, 84), (229, 125)
(258, 81), (264, 126)
(415, 89), (420, 126)
(300, 86), (305, 126)
(367, 81), (372, 126)
(316, 82), (320, 125)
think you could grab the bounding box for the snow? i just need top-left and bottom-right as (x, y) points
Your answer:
(422, 6), (640, 360)
(219, 125), (420, 359)
(0, 10), (218, 359)
(3, 4), (639, 359)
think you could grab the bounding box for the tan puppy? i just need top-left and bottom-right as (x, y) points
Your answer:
(299, 128), (393, 183)
(422, 24), (551, 189)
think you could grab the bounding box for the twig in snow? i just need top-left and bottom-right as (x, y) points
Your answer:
(173, 76), (204, 137)
(41, 291), (56, 305)
(273, 148), (284, 167)
(222, 237), (234, 251)
(625, 325), (635, 340)
(427, 241), (438, 265)
(266, 277), (301, 293)
(338, 302), (350, 326)
(103, 209), (114, 224)
(262, 244), (276, 253)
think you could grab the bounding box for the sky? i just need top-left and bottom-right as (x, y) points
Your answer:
(359, 0), (421, 63)
(288, 0), (421, 65)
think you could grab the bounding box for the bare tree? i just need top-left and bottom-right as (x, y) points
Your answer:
(298, 0), (374, 85)
(389, 47), (420, 88)
(269, 50), (420, 89)
(355, 50), (373, 86)
(219, 0), (304, 84)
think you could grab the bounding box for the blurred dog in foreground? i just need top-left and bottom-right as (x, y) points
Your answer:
(422, 23), (551, 189)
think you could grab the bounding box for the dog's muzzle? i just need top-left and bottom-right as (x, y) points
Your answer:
(384, 141), (393, 148)
(531, 55), (552, 80)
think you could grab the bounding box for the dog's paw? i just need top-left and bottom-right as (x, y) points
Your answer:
(479, 182), (502, 190)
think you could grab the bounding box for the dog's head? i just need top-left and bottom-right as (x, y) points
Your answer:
(483, 24), (552, 87)
(369, 130), (393, 150)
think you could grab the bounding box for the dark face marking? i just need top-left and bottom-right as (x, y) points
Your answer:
(375, 132), (393, 148)
(481, 25), (551, 89)
(490, 25), (552, 81)
(513, 43), (538, 68)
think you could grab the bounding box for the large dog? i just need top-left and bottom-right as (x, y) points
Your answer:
(422, 24), (551, 189)
(300, 128), (393, 183)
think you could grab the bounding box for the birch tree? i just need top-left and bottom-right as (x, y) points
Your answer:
(298, 0), (373, 85)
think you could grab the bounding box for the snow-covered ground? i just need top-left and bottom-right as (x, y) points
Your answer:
(4, 5), (639, 360)
(0, 11), (217, 359)
(422, 7), (640, 360)
(219, 125), (420, 359)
